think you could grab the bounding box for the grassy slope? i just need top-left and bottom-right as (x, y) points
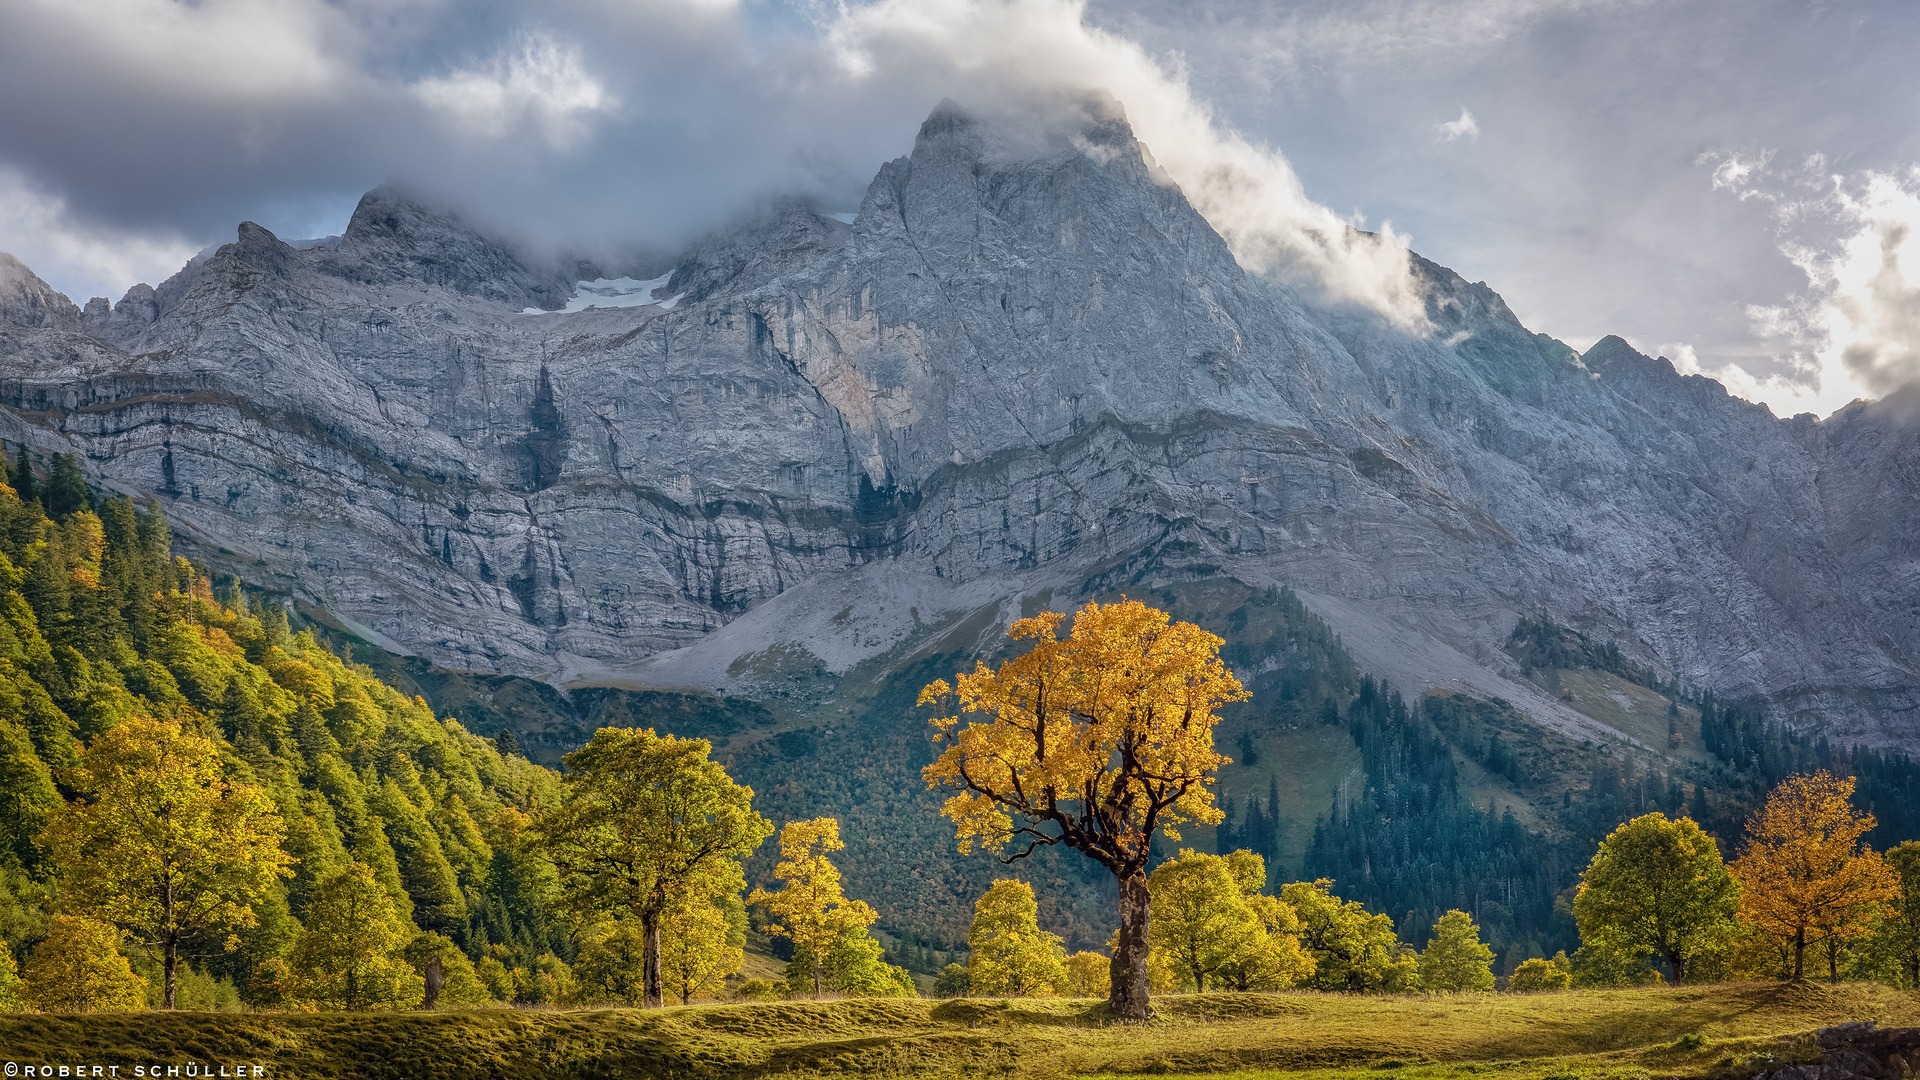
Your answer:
(2, 982), (1912, 1080)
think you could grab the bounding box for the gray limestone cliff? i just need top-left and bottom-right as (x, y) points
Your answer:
(0, 97), (1915, 748)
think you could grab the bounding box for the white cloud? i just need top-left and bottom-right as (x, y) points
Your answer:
(0, 0), (1434, 332)
(413, 33), (616, 150)
(0, 168), (199, 305)
(1696, 154), (1920, 416)
(1437, 107), (1478, 142)
(818, 0), (1432, 329)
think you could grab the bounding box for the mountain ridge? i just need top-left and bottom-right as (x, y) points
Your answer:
(0, 96), (1915, 750)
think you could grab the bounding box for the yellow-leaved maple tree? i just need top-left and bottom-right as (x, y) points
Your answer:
(919, 598), (1245, 1018)
(1729, 771), (1900, 981)
(747, 816), (877, 997)
(41, 717), (293, 1009)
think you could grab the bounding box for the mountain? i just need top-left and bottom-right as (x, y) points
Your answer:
(2, 96), (1915, 753)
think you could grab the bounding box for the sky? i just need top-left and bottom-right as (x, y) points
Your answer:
(1, 0), (1916, 417)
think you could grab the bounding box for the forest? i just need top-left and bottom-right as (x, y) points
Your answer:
(0, 449), (1916, 1016)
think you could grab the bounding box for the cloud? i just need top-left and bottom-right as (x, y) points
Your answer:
(1437, 107), (1478, 142)
(0, 168), (200, 306)
(1696, 152), (1920, 415)
(413, 33), (616, 150)
(0, 0), (1427, 329)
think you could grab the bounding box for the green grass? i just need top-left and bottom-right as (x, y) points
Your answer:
(1, 981), (1911, 1079)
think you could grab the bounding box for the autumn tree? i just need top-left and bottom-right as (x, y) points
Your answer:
(1574, 812), (1739, 985)
(1149, 849), (1311, 992)
(20, 915), (148, 1012)
(967, 879), (1067, 996)
(660, 890), (746, 1005)
(541, 727), (771, 1008)
(1867, 841), (1920, 989)
(1061, 951), (1111, 997)
(748, 817), (879, 997)
(0, 938), (21, 1010)
(1282, 879), (1419, 993)
(286, 861), (424, 1010)
(1730, 772), (1900, 981)
(40, 717), (292, 1008)
(1418, 910), (1496, 992)
(1508, 953), (1572, 992)
(919, 599), (1245, 1018)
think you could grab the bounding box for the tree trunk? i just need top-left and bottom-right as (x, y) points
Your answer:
(1792, 928), (1806, 979)
(812, 949), (823, 998)
(1108, 871), (1152, 1019)
(1826, 936), (1840, 984)
(164, 931), (178, 1010)
(1669, 952), (1685, 987)
(642, 912), (664, 1008)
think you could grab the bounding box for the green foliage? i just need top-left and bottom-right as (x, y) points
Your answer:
(933, 962), (970, 997)
(42, 716), (293, 1008)
(287, 862), (424, 1010)
(1574, 813), (1739, 985)
(403, 931), (493, 1007)
(1150, 850), (1312, 992)
(1282, 879), (1419, 993)
(1860, 840), (1920, 988)
(1418, 911), (1495, 993)
(0, 483), (565, 1007)
(1509, 953), (1572, 992)
(967, 879), (1066, 997)
(542, 726), (771, 1007)
(785, 924), (914, 998)
(0, 937), (22, 1010)
(1570, 942), (1663, 988)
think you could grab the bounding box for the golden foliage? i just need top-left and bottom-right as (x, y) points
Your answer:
(40, 716), (293, 1008)
(919, 600), (1246, 872)
(748, 817), (876, 997)
(966, 879), (1066, 997)
(20, 915), (147, 1012)
(1730, 771), (1900, 979)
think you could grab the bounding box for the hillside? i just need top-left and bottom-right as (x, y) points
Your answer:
(0, 475), (563, 998)
(0, 982), (1912, 1078)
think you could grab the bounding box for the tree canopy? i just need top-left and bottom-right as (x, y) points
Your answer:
(541, 727), (771, 1007)
(920, 599), (1245, 1018)
(748, 817), (881, 998)
(1573, 812), (1739, 985)
(1418, 910), (1496, 992)
(41, 716), (293, 1008)
(1731, 772), (1899, 980)
(967, 879), (1066, 996)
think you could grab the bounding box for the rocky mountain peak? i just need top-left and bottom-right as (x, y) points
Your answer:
(0, 251), (82, 331)
(317, 185), (572, 310)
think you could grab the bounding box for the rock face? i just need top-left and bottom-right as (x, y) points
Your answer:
(0, 97), (1916, 747)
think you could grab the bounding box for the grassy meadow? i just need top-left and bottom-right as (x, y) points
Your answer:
(2, 981), (1913, 1080)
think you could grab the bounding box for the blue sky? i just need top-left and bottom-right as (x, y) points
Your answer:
(2, 0), (1915, 415)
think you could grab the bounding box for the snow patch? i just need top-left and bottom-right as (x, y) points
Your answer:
(522, 273), (675, 315)
(829, 212), (858, 225)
